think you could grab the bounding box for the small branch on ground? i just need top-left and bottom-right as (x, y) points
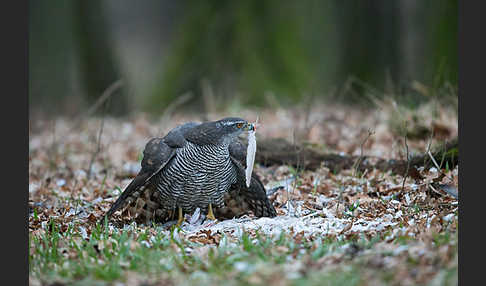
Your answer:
(339, 217), (355, 235)
(401, 124), (410, 193)
(439, 141), (448, 169)
(87, 104), (106, 180)
(352, 128), (375, 177)
(423, 130), (434, 168)
(336, 185), (344, 219)
(428, 150), (455, 184)
(433, 184), (459, 199)
(287, 129), (300, 216)
(71, 79), (124, 131)
(429, 183), (458, 199)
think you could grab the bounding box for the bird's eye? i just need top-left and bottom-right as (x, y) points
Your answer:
(236, 123), (244, 128)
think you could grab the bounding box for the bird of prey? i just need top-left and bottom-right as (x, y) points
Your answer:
(103, 117), (276, 225)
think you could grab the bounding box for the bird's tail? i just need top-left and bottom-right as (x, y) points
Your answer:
(100, 173), (152, 223)
(244, 174), (277, 217)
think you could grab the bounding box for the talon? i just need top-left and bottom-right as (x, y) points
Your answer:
(176, 207), (184, 227)
(207, 203), (216, 220)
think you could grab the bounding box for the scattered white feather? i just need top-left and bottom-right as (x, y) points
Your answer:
(181, 207), (397, 239)
(443, 213), (456, 222)
(56, 179), (66, 187)
(29, 183), (39, 194)
(141, 240), (151, 248)
(78, 226), (88, 240)
(404, 193), (411, 205)
(189, 208), (201, 225)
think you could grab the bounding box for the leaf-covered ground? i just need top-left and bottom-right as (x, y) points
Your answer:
(29, 101), (458, 285)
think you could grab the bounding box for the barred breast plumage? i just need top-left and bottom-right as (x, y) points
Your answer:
(152, 141), (237, 214)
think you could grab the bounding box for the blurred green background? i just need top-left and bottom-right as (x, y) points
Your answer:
(29, 0), (457, 117)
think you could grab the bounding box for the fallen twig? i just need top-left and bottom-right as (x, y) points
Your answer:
(435, 184), (459, 199)
(428, 150), (455, 183)
(401, 126), (410, 193)
(71, 79), (124, 131)
(423, 130), (434, 168)
(87, 106), (106, 179)
(339, 217), (355, 235)
(352, 128), (375, 177)
(429, 183), (458, 199)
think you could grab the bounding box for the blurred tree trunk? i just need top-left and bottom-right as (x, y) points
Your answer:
(398, 0), (424, 84)
(334, 0), (400, 98)
(72, 0), (127, 115)
(424, 0), (458, 86)
(29, 0), (78, 116)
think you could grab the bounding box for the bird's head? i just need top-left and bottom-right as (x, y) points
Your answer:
(186, 117), (254, 146)
(214, 117), (254, 145)
(217, 117), (253, 135)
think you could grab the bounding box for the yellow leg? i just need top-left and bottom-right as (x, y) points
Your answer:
(207, 203), (216, 220)
(176, 207), (184, 227)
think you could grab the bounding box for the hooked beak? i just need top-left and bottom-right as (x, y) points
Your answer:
(244, 122), (255, 131)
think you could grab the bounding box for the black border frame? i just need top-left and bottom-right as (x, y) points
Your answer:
(2, 0), (28, 284)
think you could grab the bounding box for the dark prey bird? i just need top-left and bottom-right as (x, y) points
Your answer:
(103, 117), (276, 225)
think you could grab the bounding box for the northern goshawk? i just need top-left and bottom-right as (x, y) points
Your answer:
(103, 117), (277, 224)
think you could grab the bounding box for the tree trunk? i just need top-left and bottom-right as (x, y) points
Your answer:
(72, 0), (127, 115)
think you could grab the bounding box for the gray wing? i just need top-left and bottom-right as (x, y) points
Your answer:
(103, 138), (176, 219)
(103, 122), (200, 220)
(164, 122), (200, 147)
(219, 139), (277, 218)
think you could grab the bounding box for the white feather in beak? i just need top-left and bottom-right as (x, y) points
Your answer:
(245, 119), (258, 187)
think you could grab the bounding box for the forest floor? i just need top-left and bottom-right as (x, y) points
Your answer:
(29, 99), (458, 286)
